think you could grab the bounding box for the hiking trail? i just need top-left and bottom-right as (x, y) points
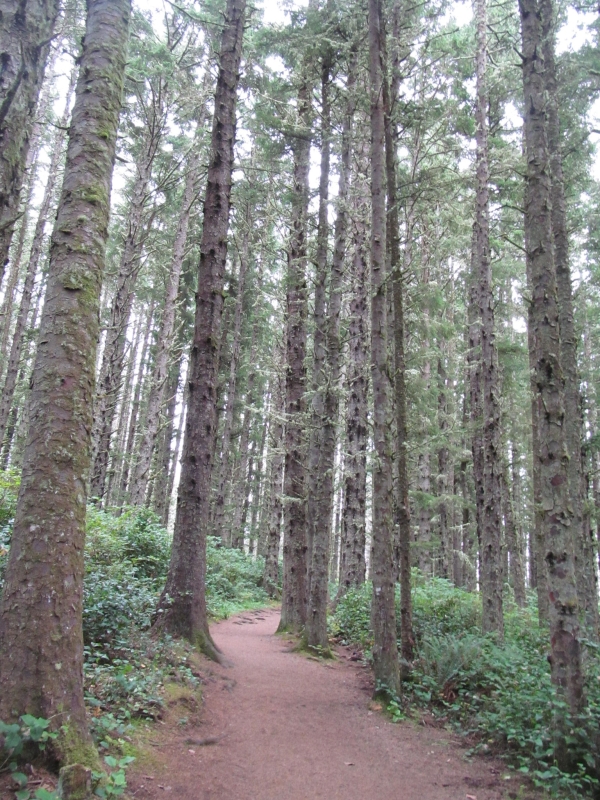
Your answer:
(128, 607), (529, 800)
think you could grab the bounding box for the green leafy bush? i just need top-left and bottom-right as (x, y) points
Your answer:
(205, 536), (269, 618)
(331, 576), (600, 796)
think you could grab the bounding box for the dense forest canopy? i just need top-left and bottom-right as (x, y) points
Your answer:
(1, 0), (600, 793)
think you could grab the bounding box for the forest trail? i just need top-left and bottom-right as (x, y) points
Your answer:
(128, 608), (523, 800)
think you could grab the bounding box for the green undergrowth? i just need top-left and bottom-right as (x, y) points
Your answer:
(331, 575), (600, 798)
(0, 486), (270, 789)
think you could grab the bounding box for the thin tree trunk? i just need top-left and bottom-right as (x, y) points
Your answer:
(119, 302), (155, 503)
(263, 368), (285, 596)
(369, 0), (400, 697)
(212, 223), (250, 540)
(153, 0), (246, 659)
(0, 68), (75, 448)
(337, 140), (369, 597)
(129, 150), (198, 505)
(0, 0), (130, 763)
(0, 0), (60, 281)
(520, 0), (583, 714)
(91, 119), (163, 501)
(474, 0), (504, 637)
(153, 358), (181, 524)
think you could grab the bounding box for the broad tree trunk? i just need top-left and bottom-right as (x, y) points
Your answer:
(369, 0), (400, 697)
(129, 150), (197, 505)
(153, 0), (246, 659)
(541, 0), (599, 640)
(520, 0), (583, 714)
(0, 0), (130, 763)
(0, 68), (75, 447)
(279, 75), (311, 633)
(0, 0), (60, 282)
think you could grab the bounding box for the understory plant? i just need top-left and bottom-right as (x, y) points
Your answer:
(331, 576), (600, 797)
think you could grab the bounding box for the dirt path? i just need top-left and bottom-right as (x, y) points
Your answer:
(129, 608), (524, 800)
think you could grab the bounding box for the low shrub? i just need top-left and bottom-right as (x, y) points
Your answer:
(331, 576), (600, 797)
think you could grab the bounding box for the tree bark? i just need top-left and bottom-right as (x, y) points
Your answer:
(0, 0), (130, 763)
(474, 0), (504, 637)
(305, 55), (334, 652)
(338, 138), (369, 597)
(520, 0), (583, 714)
(369, 0), (400, 697)
(540, 0), (599, 640)
(153, 0), (246, 659)
(382, 37), (413, 663)
(279, 75), (311, 633)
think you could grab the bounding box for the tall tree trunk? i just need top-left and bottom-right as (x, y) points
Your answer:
(474, 0), (504, 637)
(0, 0), (130, 763)
(153, 358), (182, 524)
(337, 140), (369, 597)
(520, 0), (583, 714)
(0, 68), (75, 448)
(541, 0), (599, 640)
(382, 40), (414, 662)
(369, 0), (400, 697)
(212, 223), (250, 540)
(0, 0), (60, 281)
(153, 0), (246, 659)
(90, 119), (162, 502)
(263, 368), (285, 597)
(305, 55), (333, 651)
(279, 74), (311, 633)
(129, 150), (197, 505)
(118, 302), (155, 503)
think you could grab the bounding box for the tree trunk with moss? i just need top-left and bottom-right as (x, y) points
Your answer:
(153, 0), (246, 658)
(369, 0), (400, 698)
(520, 0), (583, 714)
(0, 0), (60, 283)
(540, 0), (599, 640)
(0, 0), (130, 764)
(278, 75), (311, 634)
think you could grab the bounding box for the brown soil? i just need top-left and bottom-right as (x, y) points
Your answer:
(128, 608), (532, 800)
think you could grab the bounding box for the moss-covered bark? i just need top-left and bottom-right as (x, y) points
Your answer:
(520, 0), (583, 714)
(0, 0), (131, 765)
(369, 0), (400, 698)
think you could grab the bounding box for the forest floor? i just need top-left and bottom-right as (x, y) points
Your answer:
(127, 607), (539, 800)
